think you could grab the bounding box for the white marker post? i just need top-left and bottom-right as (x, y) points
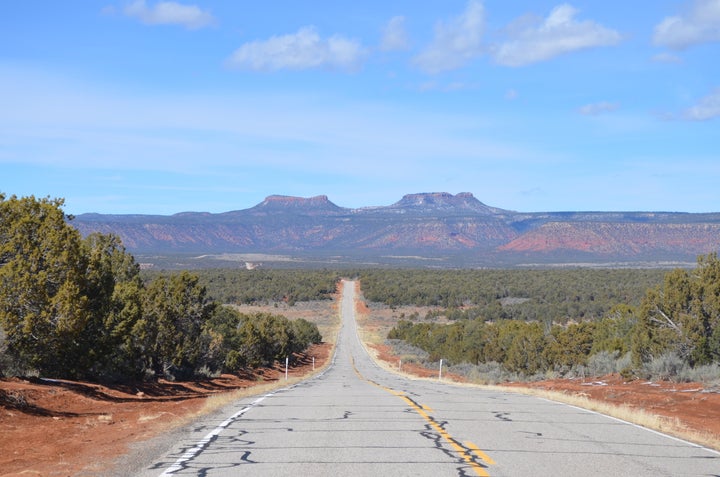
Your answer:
(285, 357), (289, 380)
(439, 359), (443, 381)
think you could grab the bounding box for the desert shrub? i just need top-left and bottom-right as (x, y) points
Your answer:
(586, 350), (633, 376)
(437, 360), (523, 384)
(387, 339), (429, 362)
(565, 365), (589, 379)
(461, 361), (519, 384)
(682, 363), (720, 385)
(642, 352), (688, 381)
(194, 364), (220, 379)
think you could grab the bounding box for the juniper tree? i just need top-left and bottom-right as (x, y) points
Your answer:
(0, 195), (89, 376)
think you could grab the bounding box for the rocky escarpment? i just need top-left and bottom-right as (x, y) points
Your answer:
(72, 192), (720, 265)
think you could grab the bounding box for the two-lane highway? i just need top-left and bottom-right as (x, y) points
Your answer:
(139, 280), (719, 476)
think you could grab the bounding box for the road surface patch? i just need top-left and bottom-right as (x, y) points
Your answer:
(351, 357), (493, 477)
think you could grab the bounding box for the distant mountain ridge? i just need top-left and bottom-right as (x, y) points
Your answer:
(71, 192), (720, 266)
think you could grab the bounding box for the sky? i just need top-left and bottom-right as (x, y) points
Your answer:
(1, 1), (719, 215)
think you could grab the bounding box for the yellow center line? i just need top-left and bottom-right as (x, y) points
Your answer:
(351, 357), (493, 477)
(465, 441), (497, 466)
(400, 396), (490, 477)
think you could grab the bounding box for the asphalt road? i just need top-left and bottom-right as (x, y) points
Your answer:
(137, 280), (720, 477)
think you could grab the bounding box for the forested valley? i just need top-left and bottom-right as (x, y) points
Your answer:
(174, 260), (720, 383)
(367, 267), (720, 382)
(3, 193), (720, 384)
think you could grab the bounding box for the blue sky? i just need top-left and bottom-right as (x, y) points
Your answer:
(2, 1), (719, 215)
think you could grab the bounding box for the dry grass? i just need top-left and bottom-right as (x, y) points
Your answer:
(496, 385), (720, 451)
(151, 359), (336, 435)
(198, 380), (296, 415)
(353, 285), (395, 347)
(322, 299), (342, 346)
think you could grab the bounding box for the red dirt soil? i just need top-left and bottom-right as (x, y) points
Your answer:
(369, 341), (720, 450)
(0, 342), (332, 477)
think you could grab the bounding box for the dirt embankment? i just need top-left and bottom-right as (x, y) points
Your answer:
(0, 342), (332, 477)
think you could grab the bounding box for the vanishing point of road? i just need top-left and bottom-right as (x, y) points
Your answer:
(136, 280), (720, 477)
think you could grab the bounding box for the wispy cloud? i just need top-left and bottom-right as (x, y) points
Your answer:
(413, 1), (486, 74)
(226, 27), (366, 72)
(493, 4), (622, 66)
(0, 64), (532, 178)
(578, 101), (620, 116)
(683, 87), (720, 120)
(651, 52), (683, 63)
(123, 0), (214, 29)
(381, 16), (410, 51)
(653, 0), (720, 49)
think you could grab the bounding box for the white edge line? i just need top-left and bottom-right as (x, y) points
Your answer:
(158, 347), (339, 476)
(158, 395), (269, 476)
(538, 397), (720, 457)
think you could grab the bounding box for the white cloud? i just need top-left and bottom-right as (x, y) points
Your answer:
(578, 101), (620, 116)
(381, 16), (410, 51)
(226, 27), (366, 72)
(651, 52), (683, 63)
(413, 1), (486, 74)
(123, 0), (214, 29)
(493, 4), (622, 66)
(683, 87), (720, 120)
(653, 0), (720, 49)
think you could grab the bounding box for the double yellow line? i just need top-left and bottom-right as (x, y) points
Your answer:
(351, 358), (495, 477)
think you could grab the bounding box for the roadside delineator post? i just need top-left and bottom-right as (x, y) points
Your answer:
(439, 359), (443, 381)
(285, 357), (289, 380)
